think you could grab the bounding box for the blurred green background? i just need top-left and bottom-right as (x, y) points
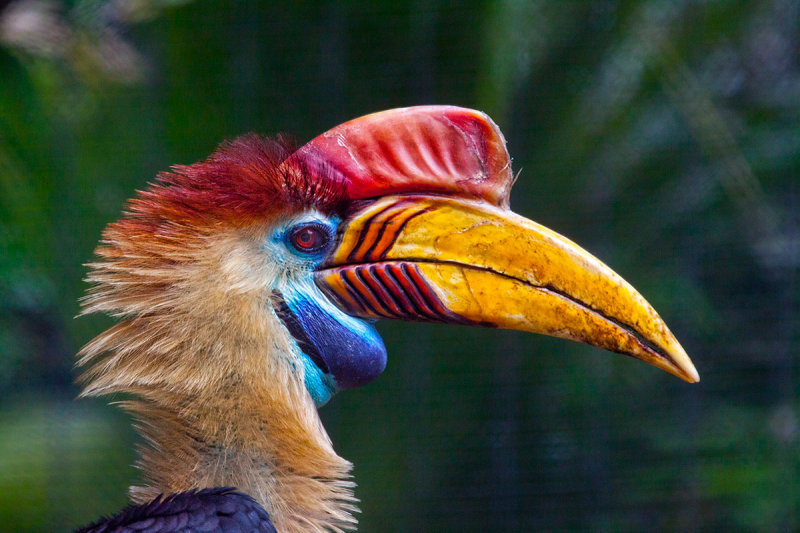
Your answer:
(0, 0), (798, 531)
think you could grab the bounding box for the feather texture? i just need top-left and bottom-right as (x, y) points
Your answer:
(127, 134), (346, 230)
(79, 135), (358, 532)
(75, 487), (277, 533)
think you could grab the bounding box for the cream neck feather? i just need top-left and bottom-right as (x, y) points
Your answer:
(79, 228), (358, 532)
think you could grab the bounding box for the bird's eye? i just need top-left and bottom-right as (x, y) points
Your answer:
(288, 223), (332, 255)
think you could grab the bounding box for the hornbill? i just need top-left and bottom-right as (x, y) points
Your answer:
(75, 106), (698, 532)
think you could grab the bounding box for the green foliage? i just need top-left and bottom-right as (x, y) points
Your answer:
(0, 0), (797, 530)
(0, 397), (135, 531)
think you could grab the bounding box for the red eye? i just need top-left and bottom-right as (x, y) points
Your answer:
(288, 223), (332, 254)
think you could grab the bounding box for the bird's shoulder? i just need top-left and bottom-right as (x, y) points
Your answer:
(74, 486), (276, 533)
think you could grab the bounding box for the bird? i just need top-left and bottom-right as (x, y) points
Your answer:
(74, 105), (699, 532)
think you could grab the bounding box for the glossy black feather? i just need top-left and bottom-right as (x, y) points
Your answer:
(75, 487), (276, 533)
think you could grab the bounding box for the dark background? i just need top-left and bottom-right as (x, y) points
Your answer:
(0, 1), (798, 531)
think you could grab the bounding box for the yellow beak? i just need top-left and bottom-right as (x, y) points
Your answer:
(316, 194), (699, 383)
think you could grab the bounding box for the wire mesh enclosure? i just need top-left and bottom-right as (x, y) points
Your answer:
(0, 1), (797, 531)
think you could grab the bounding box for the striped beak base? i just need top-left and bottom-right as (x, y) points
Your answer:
(316, 194), (699, 384)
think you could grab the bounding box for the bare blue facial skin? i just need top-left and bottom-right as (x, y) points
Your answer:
(269, 213), (387, 407)
(275, 289), (387, 405)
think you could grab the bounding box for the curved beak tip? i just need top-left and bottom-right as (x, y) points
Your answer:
(668, 346), (700, 383)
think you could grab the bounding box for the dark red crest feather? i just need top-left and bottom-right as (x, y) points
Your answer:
(124, 134), (347, 231)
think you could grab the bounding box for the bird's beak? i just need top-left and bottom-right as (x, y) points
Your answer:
(316, 194), (699, 383)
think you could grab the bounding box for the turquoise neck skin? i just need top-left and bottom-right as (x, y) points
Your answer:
(300, 350), (339, 406)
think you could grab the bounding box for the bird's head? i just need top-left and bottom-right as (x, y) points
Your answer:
(78, 105), (697, 531)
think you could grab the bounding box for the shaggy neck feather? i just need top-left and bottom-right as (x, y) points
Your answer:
(78, 229), (359, 532)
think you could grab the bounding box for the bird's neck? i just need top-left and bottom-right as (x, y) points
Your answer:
(80, 282), (358, 531)
(126, 380), (357, 532)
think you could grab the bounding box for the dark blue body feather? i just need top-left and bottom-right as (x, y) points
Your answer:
(75, 487), (276, 533)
